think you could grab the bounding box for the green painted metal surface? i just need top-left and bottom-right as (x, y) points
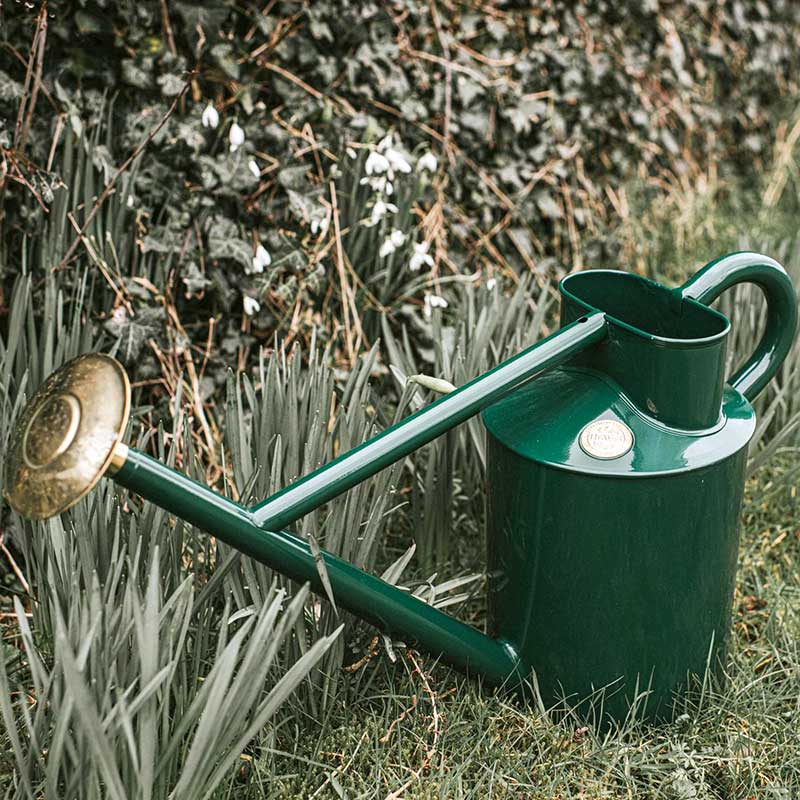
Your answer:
(114, 313), (607, 687)
(483, 251), (796, 721)
(114, 449), (522, 684)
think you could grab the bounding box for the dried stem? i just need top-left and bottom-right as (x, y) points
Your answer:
(57, 78), (193, 271)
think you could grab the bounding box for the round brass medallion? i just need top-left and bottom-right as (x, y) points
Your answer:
(3, 353), (131, 519)
(578, 419), (634, 460)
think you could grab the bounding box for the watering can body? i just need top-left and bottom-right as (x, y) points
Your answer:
(4, 252), (797, 727)
(484, 257), (793, 721)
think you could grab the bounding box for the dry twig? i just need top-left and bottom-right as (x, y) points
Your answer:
(57, 77), (193, 270)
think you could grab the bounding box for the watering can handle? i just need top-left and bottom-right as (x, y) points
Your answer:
(678, 252), (798, 402)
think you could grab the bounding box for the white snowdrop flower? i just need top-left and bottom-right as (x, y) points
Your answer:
(201, 103), (219, 129)
(423, 293), (448, 318)
(417, 152), (438, 172)
(377, 133), (394, 153)
(370, 198), (398, 226)
(409, 240), (434, 272)
(379, 229), (406, 258)
(365, 151), (390, 175)
(359, 174), (395, 195)
(248, 244), (271, 275)
(248, 159), (260, 178)
(229, 122), (245, 152)
(255, 244), (271, 267)
(486, 277), (497, 290)
(243, 295), (261, 315)
(311, 215), (330, 236)
(346, 147), (358, 159)
(385, 148), (412, 174)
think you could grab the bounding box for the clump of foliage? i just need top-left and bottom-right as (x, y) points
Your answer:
(3, 1), (800, 387)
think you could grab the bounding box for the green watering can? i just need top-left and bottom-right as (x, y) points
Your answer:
(4, 252), (797, 723)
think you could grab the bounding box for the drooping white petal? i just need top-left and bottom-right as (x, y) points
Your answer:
(380, 230), (405, 258)
(369, 199), (399, 225)
(409, 240), (434, 272)
(255, 244), (271, 267)
(229, 122), (245, 152)
(243, 295), (260, 315)
(423, 293), (448, 318)
(248, 159), (260, 178)
(385, 148), (412, 174)
(365, 151), (390, 175)
(417, 152), (438, 172)
(201, 103), (219, 129)
(249, 256), (264, 274)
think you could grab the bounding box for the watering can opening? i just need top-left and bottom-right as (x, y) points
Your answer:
(559, 270), (733, 430)
(561, 269), (730, 342)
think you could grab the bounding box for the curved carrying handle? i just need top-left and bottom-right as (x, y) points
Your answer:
(679, 252), (798, 402)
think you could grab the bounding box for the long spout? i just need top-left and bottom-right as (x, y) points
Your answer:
(112, 448), (523, 684)
(111, 313), (606, 684)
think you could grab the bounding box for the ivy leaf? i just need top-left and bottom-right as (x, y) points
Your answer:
(209, 236), (252, 269)
(104, 307), (166, 364)
(505, 98), (546, 135)
(157, 73), (185, 97)
(121, 60), (152, 89)
(141, 226), (181, 254)
(210, 43), (240, 80)
(182, 263), (211, 297)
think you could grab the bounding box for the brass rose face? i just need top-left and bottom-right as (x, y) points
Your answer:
(3, 353), (131, 519)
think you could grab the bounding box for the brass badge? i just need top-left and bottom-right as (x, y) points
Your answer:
(579, 419), (634, 460)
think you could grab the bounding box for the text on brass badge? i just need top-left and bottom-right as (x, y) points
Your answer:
(579, 419), (634, 460)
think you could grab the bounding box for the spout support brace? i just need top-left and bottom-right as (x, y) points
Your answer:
(251, 312), (608, 530)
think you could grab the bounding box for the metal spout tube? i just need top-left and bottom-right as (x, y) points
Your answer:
(114, 449), (522, 684)
(252, 312), (608, 530)
(111, 312), (608, 686)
